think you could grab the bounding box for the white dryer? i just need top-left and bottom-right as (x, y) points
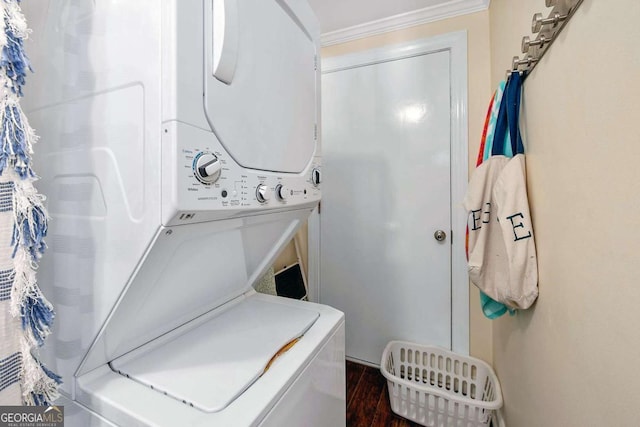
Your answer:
(22, 0), (345, 425)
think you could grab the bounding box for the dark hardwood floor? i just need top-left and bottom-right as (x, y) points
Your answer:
(346, 360), (422, 427)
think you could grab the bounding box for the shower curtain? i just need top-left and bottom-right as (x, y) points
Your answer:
(0, 0), (60, 406)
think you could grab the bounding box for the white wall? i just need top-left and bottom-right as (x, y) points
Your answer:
(490, 0), (640, 424)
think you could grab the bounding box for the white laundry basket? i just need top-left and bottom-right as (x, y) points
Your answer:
(381, 341), (502, 427)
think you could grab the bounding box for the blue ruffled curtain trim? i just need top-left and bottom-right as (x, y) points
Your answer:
(0, 0), (60, 405)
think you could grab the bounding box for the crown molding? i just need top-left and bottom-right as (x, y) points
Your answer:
(320, 0), (490, 47)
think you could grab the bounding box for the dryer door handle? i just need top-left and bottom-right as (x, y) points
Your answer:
(212, 0), (238, 85)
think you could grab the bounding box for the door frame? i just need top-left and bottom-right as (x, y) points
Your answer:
(308, 30), (469, 355)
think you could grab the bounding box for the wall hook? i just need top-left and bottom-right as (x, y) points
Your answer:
(512, 55), (539, 71)
(522, 34), (550, 53)
(532, 11), (567, 33)
(504, 0), (583, 80)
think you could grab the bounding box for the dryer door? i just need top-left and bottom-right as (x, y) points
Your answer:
(204, 0), (318, 174)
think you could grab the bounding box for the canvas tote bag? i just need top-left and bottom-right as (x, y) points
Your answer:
(474, 82), (515, 319)
(464, 72), (538, 310)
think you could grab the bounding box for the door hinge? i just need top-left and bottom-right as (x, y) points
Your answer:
(314, 55), (318, 71)
(314, 124), (318, 140)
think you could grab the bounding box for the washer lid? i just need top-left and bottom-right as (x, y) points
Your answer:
(110, 295), (319, 413)
(203, 0), (318, 173)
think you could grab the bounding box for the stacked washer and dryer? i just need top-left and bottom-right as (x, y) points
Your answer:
(22, 0), (345, 425)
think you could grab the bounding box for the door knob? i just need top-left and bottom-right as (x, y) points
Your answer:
(434, 230), (447, 242)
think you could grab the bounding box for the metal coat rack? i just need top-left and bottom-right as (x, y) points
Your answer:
(507, 0), (584, 78)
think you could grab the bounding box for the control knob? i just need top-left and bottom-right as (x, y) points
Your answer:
(256, 184), (270, 204)
(275, 184), (289, 202)
(311, 168), (321, 186)
(194, 152), (222, 184)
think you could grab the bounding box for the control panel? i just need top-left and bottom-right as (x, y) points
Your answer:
(162, 121), (321, 225)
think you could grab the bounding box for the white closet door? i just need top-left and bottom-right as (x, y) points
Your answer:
(320, 50), (452, 365)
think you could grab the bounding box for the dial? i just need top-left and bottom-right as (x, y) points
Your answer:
(311, 168), (321, 186)
(194, 152), (222, 184)
(275, 184), (288, 202)
(256, 184), (270, 203)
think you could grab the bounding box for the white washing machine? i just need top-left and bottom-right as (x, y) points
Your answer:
(22, 0), (345, 425)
